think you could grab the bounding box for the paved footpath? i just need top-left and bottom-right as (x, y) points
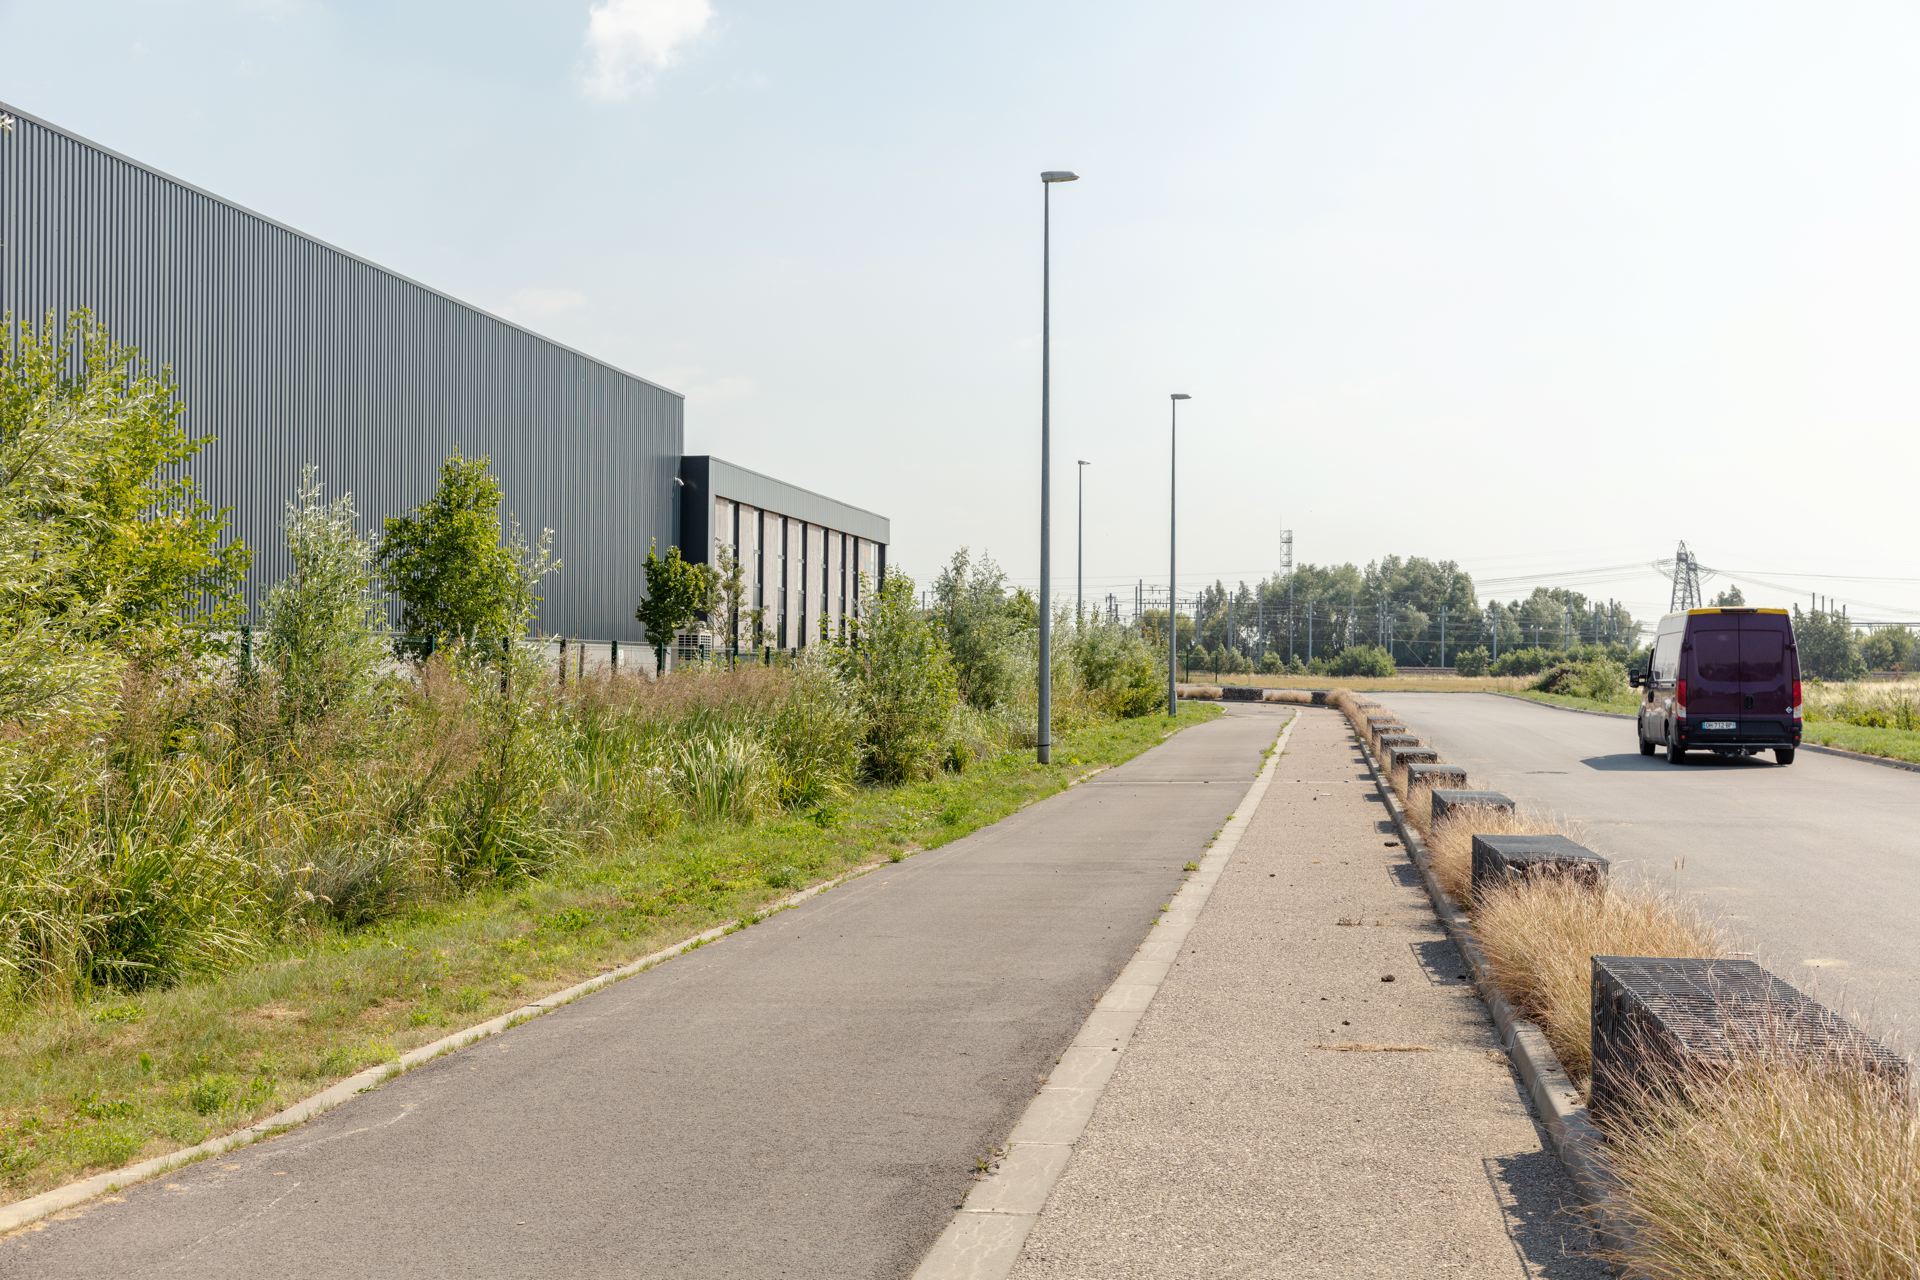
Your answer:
(1006, 708), (1605, 1279)
(2, 710), (1278, 1280)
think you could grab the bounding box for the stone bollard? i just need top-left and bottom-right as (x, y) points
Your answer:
(1588, 956), (1909, 1128)
(1470, 833), (1608, 899)
(1405, 762), (1468, 799)
(1429, 789), (1514, 828)
(1375, 732), (1418, 758)
(1386, 745), (1439, 773)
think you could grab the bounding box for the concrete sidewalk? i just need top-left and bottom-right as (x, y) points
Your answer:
(1006, 708), (1604, 1279)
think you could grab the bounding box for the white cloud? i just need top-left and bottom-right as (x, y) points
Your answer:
(579, 0), (714, 102)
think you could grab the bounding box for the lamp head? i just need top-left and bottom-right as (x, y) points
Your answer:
(1078, 459), (1090, 467)
(1170, 393), (1191, 401)
(1040, 170), (1080, 183)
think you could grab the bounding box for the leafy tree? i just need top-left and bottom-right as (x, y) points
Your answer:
(830, 572), (959, 783)
(260, 465), (386, 725)
(0, 311), (247, 669)
(1861, 627), (1915, 673)
(1793, 607), (1866, 680)
(635, 542), (714, 674)
(1712, 585), (1746, 607)
(930, 548), (1029, 710)
(377, 453), (556, 655)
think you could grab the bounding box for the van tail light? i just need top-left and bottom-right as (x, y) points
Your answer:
(1792, 679), (1803, 718)
(1675, 679), (1688, 712)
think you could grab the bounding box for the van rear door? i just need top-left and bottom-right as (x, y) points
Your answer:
(1685, 617), (1744, 722)
(1737, 614), (1792, 717)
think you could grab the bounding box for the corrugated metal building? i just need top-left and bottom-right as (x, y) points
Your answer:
(0, 101), (886, 644)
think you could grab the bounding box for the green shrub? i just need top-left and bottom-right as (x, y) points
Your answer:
(260, 465), (388, 727)
(831, 573), (960, 784)
(1453, 646), (1490, 677)
(1533, 659), (1629, 702)
(1490, 646), (1556, 677)
(1071, 621), (1162, 718)
(1328, 645), (1395, 678)
(930, 549), (1030, 711)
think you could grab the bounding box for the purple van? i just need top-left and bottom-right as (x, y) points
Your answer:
(1631, 608), (1802, 765)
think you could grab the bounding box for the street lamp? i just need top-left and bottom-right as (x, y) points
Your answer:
(1037, 169), (1079, 765)
(1076, 459), (1090, 627)
(1168, 393), (1190, 716)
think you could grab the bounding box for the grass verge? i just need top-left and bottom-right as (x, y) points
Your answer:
(0, 704), (1220, 1200)
(1803, 720), (1920, 765)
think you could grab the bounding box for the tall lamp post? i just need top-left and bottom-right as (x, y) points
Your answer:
(1167, 393), (1191, 716)
(1076, 459), (1090, 626)
(1037, 169), (1079, 765)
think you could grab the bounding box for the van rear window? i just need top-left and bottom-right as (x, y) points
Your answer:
(1740, 629), (1786, 682)
(1694, 628), (1742, 684)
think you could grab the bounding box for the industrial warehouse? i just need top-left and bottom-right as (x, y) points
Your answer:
(0, 101), (887, 653)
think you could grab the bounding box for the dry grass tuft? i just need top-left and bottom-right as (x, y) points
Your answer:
(1261, 689), (1316, 706)
(1425, 805), (1573, 906)
(1600, 1057), (1920, 1279)
(1473, 878), (1726, 1081)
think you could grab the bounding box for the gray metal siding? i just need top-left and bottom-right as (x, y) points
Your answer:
(0, 101), (682, 642)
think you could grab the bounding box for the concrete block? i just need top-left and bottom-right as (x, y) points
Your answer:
(1406, 762), (1467, 792)
(1428, 789), (1514, 827)
(1589, 956), (1909, 1127)
(1470, 833), (1607, 897)
(1386, 745), (1439, 771)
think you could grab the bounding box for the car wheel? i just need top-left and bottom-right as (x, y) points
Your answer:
(1638, 721), (1655, 756)
(1776, 747), (1796, 766)
(1666, 728), (1688, 765)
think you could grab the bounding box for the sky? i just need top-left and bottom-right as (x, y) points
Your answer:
(4, 0), (1918, 626)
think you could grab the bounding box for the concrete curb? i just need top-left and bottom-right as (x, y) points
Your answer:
(910, 711), (1301, 1280)
(0, 857), (897, 1237)
(1488, 689), (1920, 774)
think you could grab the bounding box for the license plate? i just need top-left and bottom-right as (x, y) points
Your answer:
(1701, 721), (1736, 731)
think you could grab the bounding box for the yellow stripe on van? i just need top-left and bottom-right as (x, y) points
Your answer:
(1686, 607), (1791, 616)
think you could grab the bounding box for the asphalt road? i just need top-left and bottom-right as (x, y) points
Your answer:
(1387, 692), (1918, 1048)
(1, 709), (1281, 1280)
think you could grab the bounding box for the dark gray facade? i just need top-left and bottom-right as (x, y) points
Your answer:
(680, 456), (889, 650)
(1, 101), (683, 642)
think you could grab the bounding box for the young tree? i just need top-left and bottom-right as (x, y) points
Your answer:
(712, 543), (748, 657)
(261, 465), (387, 724)
(377, 453), (556, 655)
(1712, 584), (1747, 607)
(0, 310), (248, 670)
(635, 542), (714, 674)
